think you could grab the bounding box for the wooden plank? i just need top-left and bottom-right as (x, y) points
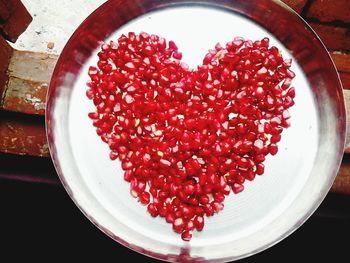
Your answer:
(0, 111), (48, 157)
(307, 0), (350, 23)
(1, 50), (58, 115)
(330, 52), (350, 73)
(281, 0), (308, 14)
(309, 23), (350, 51)
(0, 0), (32, 42)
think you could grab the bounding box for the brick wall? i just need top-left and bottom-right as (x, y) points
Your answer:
(282, 0), (350, 89)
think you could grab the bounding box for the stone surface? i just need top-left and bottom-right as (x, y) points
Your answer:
(11, 0), (107, 54)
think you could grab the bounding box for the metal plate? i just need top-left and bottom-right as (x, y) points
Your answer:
(46, 0), (345, 262)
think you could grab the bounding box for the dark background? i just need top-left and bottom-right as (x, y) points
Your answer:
(1, 154), (350, 262)
(1, 0), (350, 262)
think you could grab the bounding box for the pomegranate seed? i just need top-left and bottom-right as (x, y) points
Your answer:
(194, 216), (204, 231)
(256, 164), (265, 175)
(269, 144), (278, 155)
(122, 160), (133, 170)
(271, 134), (282, 143)
(212, 202), (224, 213)
(159, 206), (168, 217)
(181, 230), (193, 241)
(204, 204), (214, 217)
(166, 213), (175, 223)
(86, 33), (296, 241)
(109, 151), (118, 160)
(287, 87), (296, 98)
(199, 195), (210, 205)
(186, 219), (195, 231)
(232, 183), (244, 194)
(195, 207), (205, 217)
(147, 204), (159, 217)
(124, 170), (133, 182)
(181, 206), (195, 219)
(173, 51), (182, 60)
(173, 218), (185, 233)
(213, 192), (225, 203)
(139, 191), (151, 205)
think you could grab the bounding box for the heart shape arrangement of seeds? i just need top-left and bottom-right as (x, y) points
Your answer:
(86, 32), (295, 241)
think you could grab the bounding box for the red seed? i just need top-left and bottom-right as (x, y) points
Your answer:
(199, 195), (210, 205)
(173, 218), (185, 233)
(271, 134), (281, 143)
(269, 144), (278, 155)
(159, 206), (168, 217)
(88, 112), (98, 119)
(194, 216), (204, 231)
(124, 170), (133, 182)
(147, 204), (159, 217)
(204, 204), (214, 217)
(87, 33), (296, 241)
(186, 219), (195, 231)
(166, 213), (175, 223)
(195, 206), (205, 217)
(122, 160), (133, 170)
(211, 202), (224, 213)
(256, 164), (265, 175)
(213, 192), (225, 203)
(109, 151), (118, 160)
(139, 191), (151, 205)
(232, 183), (244, 194)
(181, 206), (194, 219)
(181, 230), (193, 241)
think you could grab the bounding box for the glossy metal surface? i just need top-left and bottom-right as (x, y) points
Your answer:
(46, 0), (345, 262)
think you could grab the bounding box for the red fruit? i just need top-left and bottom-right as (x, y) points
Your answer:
(194, 216), (204, 231)
(139, 191), (151, 205)
(147, 204), (158, 217)
(173, 218), (185, 233)
(109, 151), (118, 160)
(181, 230), (193, 241)
(232, 183), (244, 194)
(86, 32), (296, 241)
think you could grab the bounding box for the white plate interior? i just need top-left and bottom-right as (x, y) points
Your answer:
(55, 5), (318, 260)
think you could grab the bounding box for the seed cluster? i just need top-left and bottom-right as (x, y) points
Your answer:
(86, 32), (295, 241)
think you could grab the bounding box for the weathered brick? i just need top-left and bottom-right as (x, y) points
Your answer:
(340, 72), (350, 89)
(0, 1), (10, 21)
(330, 52), (350, 73)
(308, 0), (350, 23)
(0, 0), (32, 42)
(0, 112), (48, 157)
(309, 23), (350, 50)
(281, 0), (308, 14)
(1, 50), (58, 115)
(0, 36), (13, 98)
(332, 160), (350, 194)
